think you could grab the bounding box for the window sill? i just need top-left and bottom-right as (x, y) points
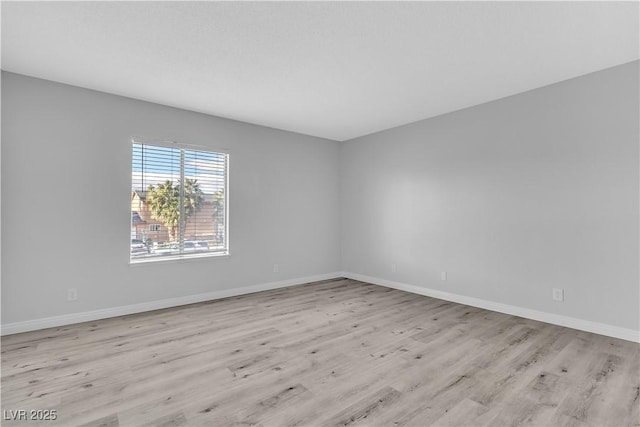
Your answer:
(129, 251), (230, 266)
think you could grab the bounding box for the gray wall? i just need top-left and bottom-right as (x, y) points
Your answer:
(341, 61), (639, 330)
(1, 72), (341, 324)
(3, 62), (638, 332)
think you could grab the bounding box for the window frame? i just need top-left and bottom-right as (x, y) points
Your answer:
(130, 138), (230, 264)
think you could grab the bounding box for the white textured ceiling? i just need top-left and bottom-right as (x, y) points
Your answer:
(2, 1), (638, 141)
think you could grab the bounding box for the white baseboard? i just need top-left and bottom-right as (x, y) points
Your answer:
(5, 271), (637, 343)
(340, 271), (640, 343)
(1, 272), (344, 336)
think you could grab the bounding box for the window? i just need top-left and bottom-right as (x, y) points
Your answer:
(131, 140), (228, 262)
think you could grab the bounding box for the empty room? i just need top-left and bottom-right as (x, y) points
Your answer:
(1, 1), (638, 426)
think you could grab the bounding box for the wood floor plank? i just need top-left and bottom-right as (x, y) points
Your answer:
(430, 397), (490, 426)
(2, 278), (638, 426)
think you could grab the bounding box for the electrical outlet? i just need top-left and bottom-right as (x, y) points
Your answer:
(552, 288), (564, 302)
(391, 264), (397, 273)
(440, 272), (447, 281)
(67, 288), (78, 301)
(273, 264), (279, 273)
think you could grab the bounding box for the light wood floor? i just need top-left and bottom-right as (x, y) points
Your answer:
(2, 278), (638, 427)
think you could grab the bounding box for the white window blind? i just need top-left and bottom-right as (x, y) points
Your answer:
(131, 141), (228, 262)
